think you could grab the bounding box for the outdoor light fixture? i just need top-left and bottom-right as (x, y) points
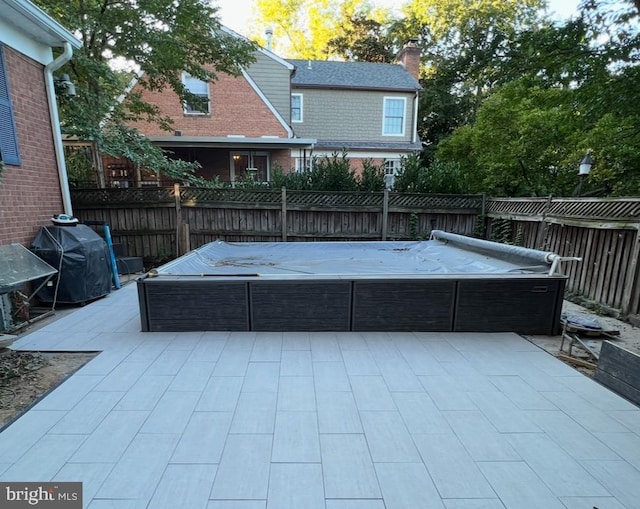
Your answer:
(55, 73), (76, 96)
(575, 153), (594, 197)
(579, 153), (594, 176)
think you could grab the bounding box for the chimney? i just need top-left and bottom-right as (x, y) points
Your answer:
(265, 27), (273, 51)
(396, 39), (421, 80)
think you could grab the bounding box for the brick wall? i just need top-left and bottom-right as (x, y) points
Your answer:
(0, 47), (62, 247)
(129, 69), (289, 138)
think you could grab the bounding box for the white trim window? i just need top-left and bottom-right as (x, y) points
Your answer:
(291, 93), (303, 123)
(183, 73), (210, 114)
(382, 97), (406, 136)
(295, 157), (313, 172)
(384, 159), (401, 176)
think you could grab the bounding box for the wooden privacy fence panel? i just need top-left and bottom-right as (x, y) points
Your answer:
(487, 197), (640, 320)
(71, 187), (483, 259)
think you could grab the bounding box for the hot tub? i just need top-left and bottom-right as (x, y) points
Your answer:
(136, 231), (571, 334)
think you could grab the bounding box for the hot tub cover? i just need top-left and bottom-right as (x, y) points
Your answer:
(153, 230), (561, 278)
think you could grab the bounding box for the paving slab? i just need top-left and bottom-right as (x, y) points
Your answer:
(0, 283), (638, 509)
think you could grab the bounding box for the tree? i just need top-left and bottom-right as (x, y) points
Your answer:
(36, 0), (256, 185)
(327, 11), (396, 63)
(252, 0), (392, 59)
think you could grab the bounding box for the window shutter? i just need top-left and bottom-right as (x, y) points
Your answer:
(0, 45), (20, 165)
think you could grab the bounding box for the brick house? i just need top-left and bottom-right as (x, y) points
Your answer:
(120, 29), (421, 187)
(0, 0), (81, 246)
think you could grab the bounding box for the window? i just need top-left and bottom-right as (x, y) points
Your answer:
(0, 45), (20, 165)
(183, 73), (209, 114)
(383, 97), (406, 136)
(291, 93), (303, 122)
(295, 157), (313, 172)
(384, 159), (401, 176)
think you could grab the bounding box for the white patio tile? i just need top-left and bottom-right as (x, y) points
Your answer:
(125, 340), (170, 362)
(277, 376), (316, 412)
(558, 496), (627, 509)
(280, 350), (313, 376)
(310, 334), (342, 361)
(395, 341), (448, 376)
(242, 362), (280, 393)
(147, 464), (217, 509)
(0, 410), (66, 463)
(594, 432), (640, 471)
(558, 375), (639, 411)
(376, 357), (424, 392)
(76, 350), (135, 376)
(527, 410), (620, 461)
(1, 434), (86, 481)
(282, 332), (310, 350)
(392, 392), (452, 435)
(230, 392), (277, 434)
(375, 462), (445, 509)
(423, 340), (467, 362)
(197, 376), (244, 412)
(139, 390), (200, 434)
(349, 376), (395, 411)
(267, 463), (324, 509)
(341, 349), (380, 376)
(336, 333), (368, 351)
(93, 361), (151, 392)
(88, 499), (148, 508)
(189, 335), (228, 362)
(316, 391), (363, 434)
(313, 361), (351, 392)
(96, 433), (180, 500)
(70, 410), (149, 463)
(113, 375), (172, 411)
(542, 391), (630, 433)
(144, 348), (191, 376)
(50, 391), (125, 434)
(320, 434), (380, 499)
(506, 433), (610, 497)
(30, 374), (103, 411)
(166, 332), (204, 351)
(53, 462), (114, 502)
(212, 347), (251, 377)
(359, 411), (420, 462)
(272, 411), (320, 463)
(418, 375), (477, 411)
(325, 501), (385, 509)
(443, 500), (506, 509)
(581, 460), (640, 509)
(443, 410), (519, 461)
(610, 410), (640, 434)
(171, 411), (233, 464)
(169, 361), (216, 392)
(250, 333), (282, 362)
(488, 375), (557, 410)
(208, 501), (266, 509)
(466, 391), (541, 433)
(210, 434), (272, 500)
(478, 461), (566, 509)
(414, 434), (496, 499)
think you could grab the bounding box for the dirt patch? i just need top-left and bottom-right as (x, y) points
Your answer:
(0, 350), (97, 429)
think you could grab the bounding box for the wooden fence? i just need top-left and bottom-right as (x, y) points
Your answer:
(70, 188), (640, 322)
(486, 197), (640, 321)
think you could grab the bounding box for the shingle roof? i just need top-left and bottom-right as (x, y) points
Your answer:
(315, 140), (423, 152)
(288, 59), (421, 91)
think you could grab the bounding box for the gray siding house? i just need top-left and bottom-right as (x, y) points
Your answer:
(286, 41), (422, 175)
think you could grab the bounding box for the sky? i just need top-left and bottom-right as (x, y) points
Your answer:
(216, 0), (582, 37)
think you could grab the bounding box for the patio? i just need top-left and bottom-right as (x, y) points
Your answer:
(1, 283), (640, 508)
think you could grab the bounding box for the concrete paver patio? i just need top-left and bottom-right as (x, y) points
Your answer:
(2, 283), (640, 508)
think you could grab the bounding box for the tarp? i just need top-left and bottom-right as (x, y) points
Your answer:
(32, 225), (112, 303)
(155, 234), (558, 278)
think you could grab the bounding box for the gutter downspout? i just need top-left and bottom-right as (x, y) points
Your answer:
(412, 90), (419, 145)
(44, 42), (73, 215)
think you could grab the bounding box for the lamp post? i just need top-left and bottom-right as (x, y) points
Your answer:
(576, 153), (594, 197)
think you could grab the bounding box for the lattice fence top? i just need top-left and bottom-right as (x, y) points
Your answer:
(488, 197), (640, 222)
(72, 187), (484, 211)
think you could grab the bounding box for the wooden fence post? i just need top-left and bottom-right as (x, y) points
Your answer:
(535, 195), (553, 250)
(174, 183), (182, 256)
(382, 188), (389, 240)
(281, 187), (287, 242)
(622, 226), (640, 317)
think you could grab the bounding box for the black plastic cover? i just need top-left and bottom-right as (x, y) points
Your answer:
(32, 225), (112, 304)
